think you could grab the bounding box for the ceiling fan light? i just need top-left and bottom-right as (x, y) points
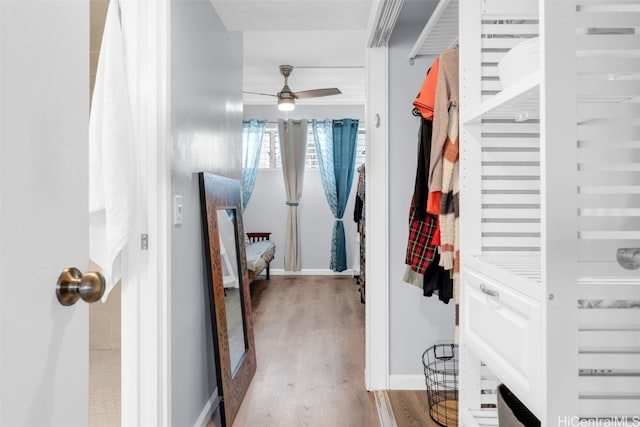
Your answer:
(277, 97), (295, 111)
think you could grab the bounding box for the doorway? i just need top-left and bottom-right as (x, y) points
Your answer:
(89, 283), (121, 425)
(89, 1), (121, 425)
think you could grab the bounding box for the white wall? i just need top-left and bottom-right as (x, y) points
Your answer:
(243, 105), (365, 272)
(170, 1), (242, 425)
(388, 18), (455, 378)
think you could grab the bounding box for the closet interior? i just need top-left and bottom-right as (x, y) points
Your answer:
(410, 0), (640, 425)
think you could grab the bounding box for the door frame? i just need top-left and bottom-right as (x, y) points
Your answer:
(365, 45), (390, 391)
(119, 1), (171, 425)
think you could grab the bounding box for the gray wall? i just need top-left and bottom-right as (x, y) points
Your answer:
(388, 19), (455, 375)
(243, 105), (365, 272)
(170, 1), (242, 425)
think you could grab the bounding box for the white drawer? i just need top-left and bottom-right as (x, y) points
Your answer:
(461, 268), (542, 415)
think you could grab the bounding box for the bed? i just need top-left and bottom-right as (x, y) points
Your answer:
(245, 232), (276, 281)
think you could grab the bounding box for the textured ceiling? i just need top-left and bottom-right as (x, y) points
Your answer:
(210, 0), (373, 106)
(211, 0), (372, 31)
(242, 31), (367, 105)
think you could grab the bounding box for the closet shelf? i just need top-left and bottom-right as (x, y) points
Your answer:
(462, 71), (540, 124)
(409, 0), (459, 59)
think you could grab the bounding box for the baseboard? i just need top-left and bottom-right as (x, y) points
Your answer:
(270, 268), (356, 276)
(389, 374), (426, 390)
(193, 389), (221, 427)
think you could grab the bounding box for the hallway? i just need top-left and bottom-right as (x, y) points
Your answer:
(228, 275), (437, 427)
(233, 275), (378, 426)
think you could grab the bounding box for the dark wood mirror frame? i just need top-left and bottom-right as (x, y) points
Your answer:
(198, 172), (256, 427)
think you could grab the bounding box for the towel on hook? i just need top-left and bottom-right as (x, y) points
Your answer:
(89, 0), (135, 302)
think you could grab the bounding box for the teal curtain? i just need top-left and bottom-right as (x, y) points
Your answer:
(242, 119), (267, 209)
(312, 118), (359, 271)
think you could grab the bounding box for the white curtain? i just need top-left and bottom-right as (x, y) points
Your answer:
(278, 119), (308, 271)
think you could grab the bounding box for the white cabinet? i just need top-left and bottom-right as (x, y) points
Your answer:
(457, 0), (640, 425)
(461, 269), (543, 414)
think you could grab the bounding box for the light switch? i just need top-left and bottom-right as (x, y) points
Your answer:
(174, 195), (183, 226)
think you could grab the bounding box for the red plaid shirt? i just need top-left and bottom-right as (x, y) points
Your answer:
(405, 201), (438, 274)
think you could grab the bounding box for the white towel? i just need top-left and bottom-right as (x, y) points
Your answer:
(89, 0), (135, 301)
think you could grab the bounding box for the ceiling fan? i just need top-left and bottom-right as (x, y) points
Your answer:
(244, 65), (342, 111)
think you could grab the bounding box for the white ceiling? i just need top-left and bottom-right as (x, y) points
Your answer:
(210, 0), (374, 107)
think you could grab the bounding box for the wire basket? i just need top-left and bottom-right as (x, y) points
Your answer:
(422, 343), (459, 427)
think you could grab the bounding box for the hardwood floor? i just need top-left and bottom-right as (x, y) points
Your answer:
(232, 275), (379, 427)
(216, 275), (438, 427)
(388, 390), (441, 427)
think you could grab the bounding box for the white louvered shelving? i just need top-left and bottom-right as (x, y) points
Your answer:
(409, 0), (459, 59)
(461, 71), (540, 124)
(458, 0), (640, 426)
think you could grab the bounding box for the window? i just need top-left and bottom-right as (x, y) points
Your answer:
(258, 125), (366, 169)
(258, 130), (279, 169)
(354, 129), (366, 168)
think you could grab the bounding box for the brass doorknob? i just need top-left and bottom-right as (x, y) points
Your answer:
(56, 267), (106, 306)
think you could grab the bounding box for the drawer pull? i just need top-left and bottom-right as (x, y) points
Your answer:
(480, 284), (500, 298)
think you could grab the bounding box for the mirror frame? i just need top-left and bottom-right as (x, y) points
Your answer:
(199, 172), (256, 427)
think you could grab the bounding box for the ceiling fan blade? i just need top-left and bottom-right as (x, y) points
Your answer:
(293, 88), (342, 99)
(243, 91), (277, 97)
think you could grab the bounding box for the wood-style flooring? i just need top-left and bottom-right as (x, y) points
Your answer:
(233, 275), (378, 427)
(227, 275), (437, 427)
(388, 390), (441, 427)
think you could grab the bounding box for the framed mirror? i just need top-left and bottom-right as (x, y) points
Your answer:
(199, 172), (256, 427)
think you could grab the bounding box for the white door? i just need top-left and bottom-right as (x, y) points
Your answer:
(1, 1), (91, 426)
